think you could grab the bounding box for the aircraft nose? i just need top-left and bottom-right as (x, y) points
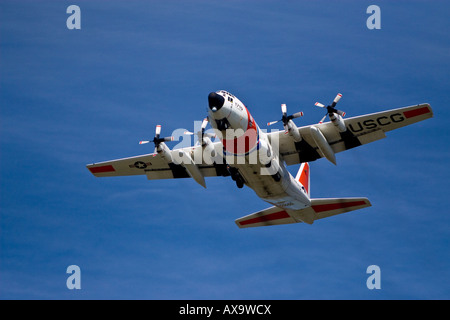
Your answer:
(208, 92), (225, 112)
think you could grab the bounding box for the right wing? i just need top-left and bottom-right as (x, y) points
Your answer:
(86, 143), (230, 185)
(269, 103), (433, 166)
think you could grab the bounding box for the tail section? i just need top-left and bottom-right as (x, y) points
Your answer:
(235, 162), (371, 228)
(295, 162), (310, 198)
(235, 197), (371, 228)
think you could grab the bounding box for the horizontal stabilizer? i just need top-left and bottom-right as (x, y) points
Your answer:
(235, 197), (371, 228)
(235, 206), (297, 228)
(310, 197), (371, 221)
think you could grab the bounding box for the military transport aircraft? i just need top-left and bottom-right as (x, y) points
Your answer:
(87, 90), (433, 228)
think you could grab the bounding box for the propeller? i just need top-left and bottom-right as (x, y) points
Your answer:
(139, 125), (174, 152)
(184, 118), (215, 145)
(315, 93), (346, 124)
(267, 104), (304, 132)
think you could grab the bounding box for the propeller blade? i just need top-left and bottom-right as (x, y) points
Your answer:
(155, 125), (161, 138)
(139, 140), (150, 144)
(281, 104), (287, 115)
(334, 93), (342, 103)
(163, 136), (175, 142)
(267, 120), (280, 126)
(330, 93), (342, 108)
(201, 118), (208, 130)
(291, 111), (304, 119)
(183, 130), (194, 135)
(315, 102), (326, 108)
(336, 110), (346, 117)
(319, 115), (327, 124)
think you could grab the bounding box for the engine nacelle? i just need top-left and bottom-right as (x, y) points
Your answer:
(329, 113), (346, 132)
(287, 120), (302, 142)
(202, 136), (221, 165)
(157, 142), (173, 163)
(259, 138), (281, 180)
(260, 156), (282, 181)
(258, 138), (274, 166)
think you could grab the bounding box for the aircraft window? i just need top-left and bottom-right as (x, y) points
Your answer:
(219, 90), (235, 99)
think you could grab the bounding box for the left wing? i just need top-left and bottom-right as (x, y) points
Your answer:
(269, 103), (433, 165)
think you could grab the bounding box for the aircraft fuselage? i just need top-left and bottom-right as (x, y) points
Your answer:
(207, 90), (310, 210)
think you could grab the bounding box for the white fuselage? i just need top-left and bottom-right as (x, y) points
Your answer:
(207, 90), (310, 210)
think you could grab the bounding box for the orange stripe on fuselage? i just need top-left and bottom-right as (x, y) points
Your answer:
(222, 106), (258, 155)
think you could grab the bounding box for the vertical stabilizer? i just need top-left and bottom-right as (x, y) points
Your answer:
(295, 162), (310, 198)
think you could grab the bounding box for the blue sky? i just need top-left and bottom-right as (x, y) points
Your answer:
(1, 0), (449, 299)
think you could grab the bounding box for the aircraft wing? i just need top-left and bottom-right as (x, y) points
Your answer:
(269, 103), (433, 165)
(87, 104), (433, 181)
(86, 144), (230, 187)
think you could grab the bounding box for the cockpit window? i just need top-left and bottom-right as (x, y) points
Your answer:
(219, 90), (235, 99)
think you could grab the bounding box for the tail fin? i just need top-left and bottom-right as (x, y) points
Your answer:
(295, 162), (310, 198)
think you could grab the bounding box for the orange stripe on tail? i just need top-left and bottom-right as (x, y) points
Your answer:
(296, 162), (310, 198)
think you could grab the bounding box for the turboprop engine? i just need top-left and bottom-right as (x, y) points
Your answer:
(315, 93), (347, 133)
(184, 118), (221, 165)
(140, 124), (208, 188)
(267, 104), (304, 142)
(139, 125), (174, 162)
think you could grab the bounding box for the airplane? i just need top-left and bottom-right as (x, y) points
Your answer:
(86, 90), (433, 228)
